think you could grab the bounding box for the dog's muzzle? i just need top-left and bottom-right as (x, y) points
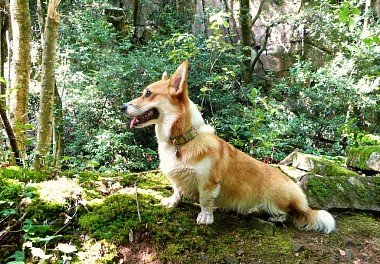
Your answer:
(120, 103), (130, 113)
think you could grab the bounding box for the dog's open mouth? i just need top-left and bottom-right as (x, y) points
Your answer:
(130, 108), (159, 128)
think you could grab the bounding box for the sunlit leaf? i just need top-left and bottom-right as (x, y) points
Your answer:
(30, 247), (53, 260)
(55, 243), (77, 254)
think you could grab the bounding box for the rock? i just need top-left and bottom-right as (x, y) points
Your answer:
(236, 248), (244, 256)
(221, 255), (239, 264)
(290, 152), (359, 176)
(279, 165), (307, 182)
(248, 217), (276, 235)
(300, 175), (380, 211)
(345, 248), (354, 262)
(347, 146), (380, 172)
(293, 243), (304, 253)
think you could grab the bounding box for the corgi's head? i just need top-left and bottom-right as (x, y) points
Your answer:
(121, 61), (191, 136)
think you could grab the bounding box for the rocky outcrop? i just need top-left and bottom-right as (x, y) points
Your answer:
(347, 146), (380, 173)
(278, 149), (379, 211)
(279, 150), (359, 177)
(300, 174), (380, 211)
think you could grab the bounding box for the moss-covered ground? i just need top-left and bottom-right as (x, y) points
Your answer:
(1, 168), (379, 263)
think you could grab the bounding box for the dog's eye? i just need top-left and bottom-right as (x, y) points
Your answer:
(145, 90), (152, 98)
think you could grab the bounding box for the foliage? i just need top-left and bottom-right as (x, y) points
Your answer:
(25, 0), (380, 170)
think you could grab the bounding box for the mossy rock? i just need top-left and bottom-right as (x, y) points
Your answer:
(291, 153), (359, 177)
(347, 146), (380, 172)
(301, 175), (380, 211)
(358, 133), (380, 146)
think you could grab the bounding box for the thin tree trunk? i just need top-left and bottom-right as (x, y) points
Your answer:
(33, 0), (61, 170)
(37, 0), (45, 44)
(239, 0), (253, 84)
(9, 0), (31, 159)
(53, 83), (63, 167)
(0, 0), (21, 165)
(201, 0), (208, 38)
(132, 0), (140, 45)
(250, 0), (266, 29)
(221, 0), (236, 45)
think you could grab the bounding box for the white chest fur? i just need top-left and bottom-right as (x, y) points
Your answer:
(158, 142), (213, 199)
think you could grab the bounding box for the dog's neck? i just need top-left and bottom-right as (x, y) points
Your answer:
(155, 99), (211, 144)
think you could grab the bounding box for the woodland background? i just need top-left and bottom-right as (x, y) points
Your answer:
(0, 0), (379, 263)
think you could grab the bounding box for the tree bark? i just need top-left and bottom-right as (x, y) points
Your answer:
(239, 0), (253, 84)
(250, 0), (266, 29)
(53, 83), (64, 167)
(33, 0), (61, 170)
(0, 0), (21, 165)
(132, 0), (140, 45)
(9, 0), (31, 159)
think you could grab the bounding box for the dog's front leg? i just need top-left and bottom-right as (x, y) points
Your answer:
(161, 185), (182, 208)
(197, 183), (220, 225)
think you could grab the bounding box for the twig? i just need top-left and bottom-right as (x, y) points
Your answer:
(51, 200), (79, 238)
(0, 214), (10, 225)
(135, 181), (141, 222)
(0, 212), (27, 242)
(251, 24), (272, 70)
(250, 0), (267, 29)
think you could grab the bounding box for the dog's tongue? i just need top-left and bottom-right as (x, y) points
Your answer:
(130, 117), (138, 129)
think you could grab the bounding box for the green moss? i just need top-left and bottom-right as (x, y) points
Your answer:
(347, 146), (380, 170)
(310, 157), (359, 177)
(119, 170), (171, 194)
(26, 198), (68, 224)
(0, 167), (49, 183)
(306, 175), (380, 209)
(79, 194), (157, 243)
(358, 134), (380, 146)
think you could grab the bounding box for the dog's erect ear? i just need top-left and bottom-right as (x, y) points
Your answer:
(161, 71), (169, 80)
(169, 60), (188, 96)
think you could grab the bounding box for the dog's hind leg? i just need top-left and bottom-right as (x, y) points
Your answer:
(196, 183), (221, 225)
(161, 185), (182, 208)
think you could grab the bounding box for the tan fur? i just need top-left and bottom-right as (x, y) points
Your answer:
(122, 61), (335, 233)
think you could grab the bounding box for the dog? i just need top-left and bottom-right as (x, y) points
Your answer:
(121, 61), (335, 233)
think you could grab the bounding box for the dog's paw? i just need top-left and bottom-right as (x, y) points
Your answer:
(161, 196), (180, 208)
(196, 211), (214, 225)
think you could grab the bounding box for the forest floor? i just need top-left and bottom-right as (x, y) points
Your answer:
(1, 169), (379, 264)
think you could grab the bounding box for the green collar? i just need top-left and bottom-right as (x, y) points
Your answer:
(169, 127), (198, 146)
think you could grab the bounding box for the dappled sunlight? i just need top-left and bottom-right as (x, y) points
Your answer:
(32, 177), (83, 205)
(76, 238), (118, 263)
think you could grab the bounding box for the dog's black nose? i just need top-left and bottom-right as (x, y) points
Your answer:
(120, 103), (128, 112)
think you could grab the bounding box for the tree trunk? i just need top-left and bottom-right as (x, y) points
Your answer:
(9, 0), (31, 159)
(132, 0), (140, 45)
(239, 0), (253, 84)
(1, 0), (21, 165)
(201, 0), (208, 38)
(53, 83), (64, 167)
(33, 0), (61, 170)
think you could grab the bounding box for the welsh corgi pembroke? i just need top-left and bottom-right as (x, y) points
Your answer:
(121, 61), (335, 234)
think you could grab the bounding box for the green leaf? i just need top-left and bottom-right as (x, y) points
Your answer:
(351, 7), (361, 15)
(1, 208), (17, 217)
(7, 250), (25, 263)
(30, 234), (62, 243)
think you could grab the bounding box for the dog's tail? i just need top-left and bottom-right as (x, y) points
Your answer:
(292, 208), (335, 234)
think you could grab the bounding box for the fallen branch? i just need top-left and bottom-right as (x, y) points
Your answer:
(0, 212), (27, 243)
(135, 181), (141, 222)
(251, 24), (272, 71)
